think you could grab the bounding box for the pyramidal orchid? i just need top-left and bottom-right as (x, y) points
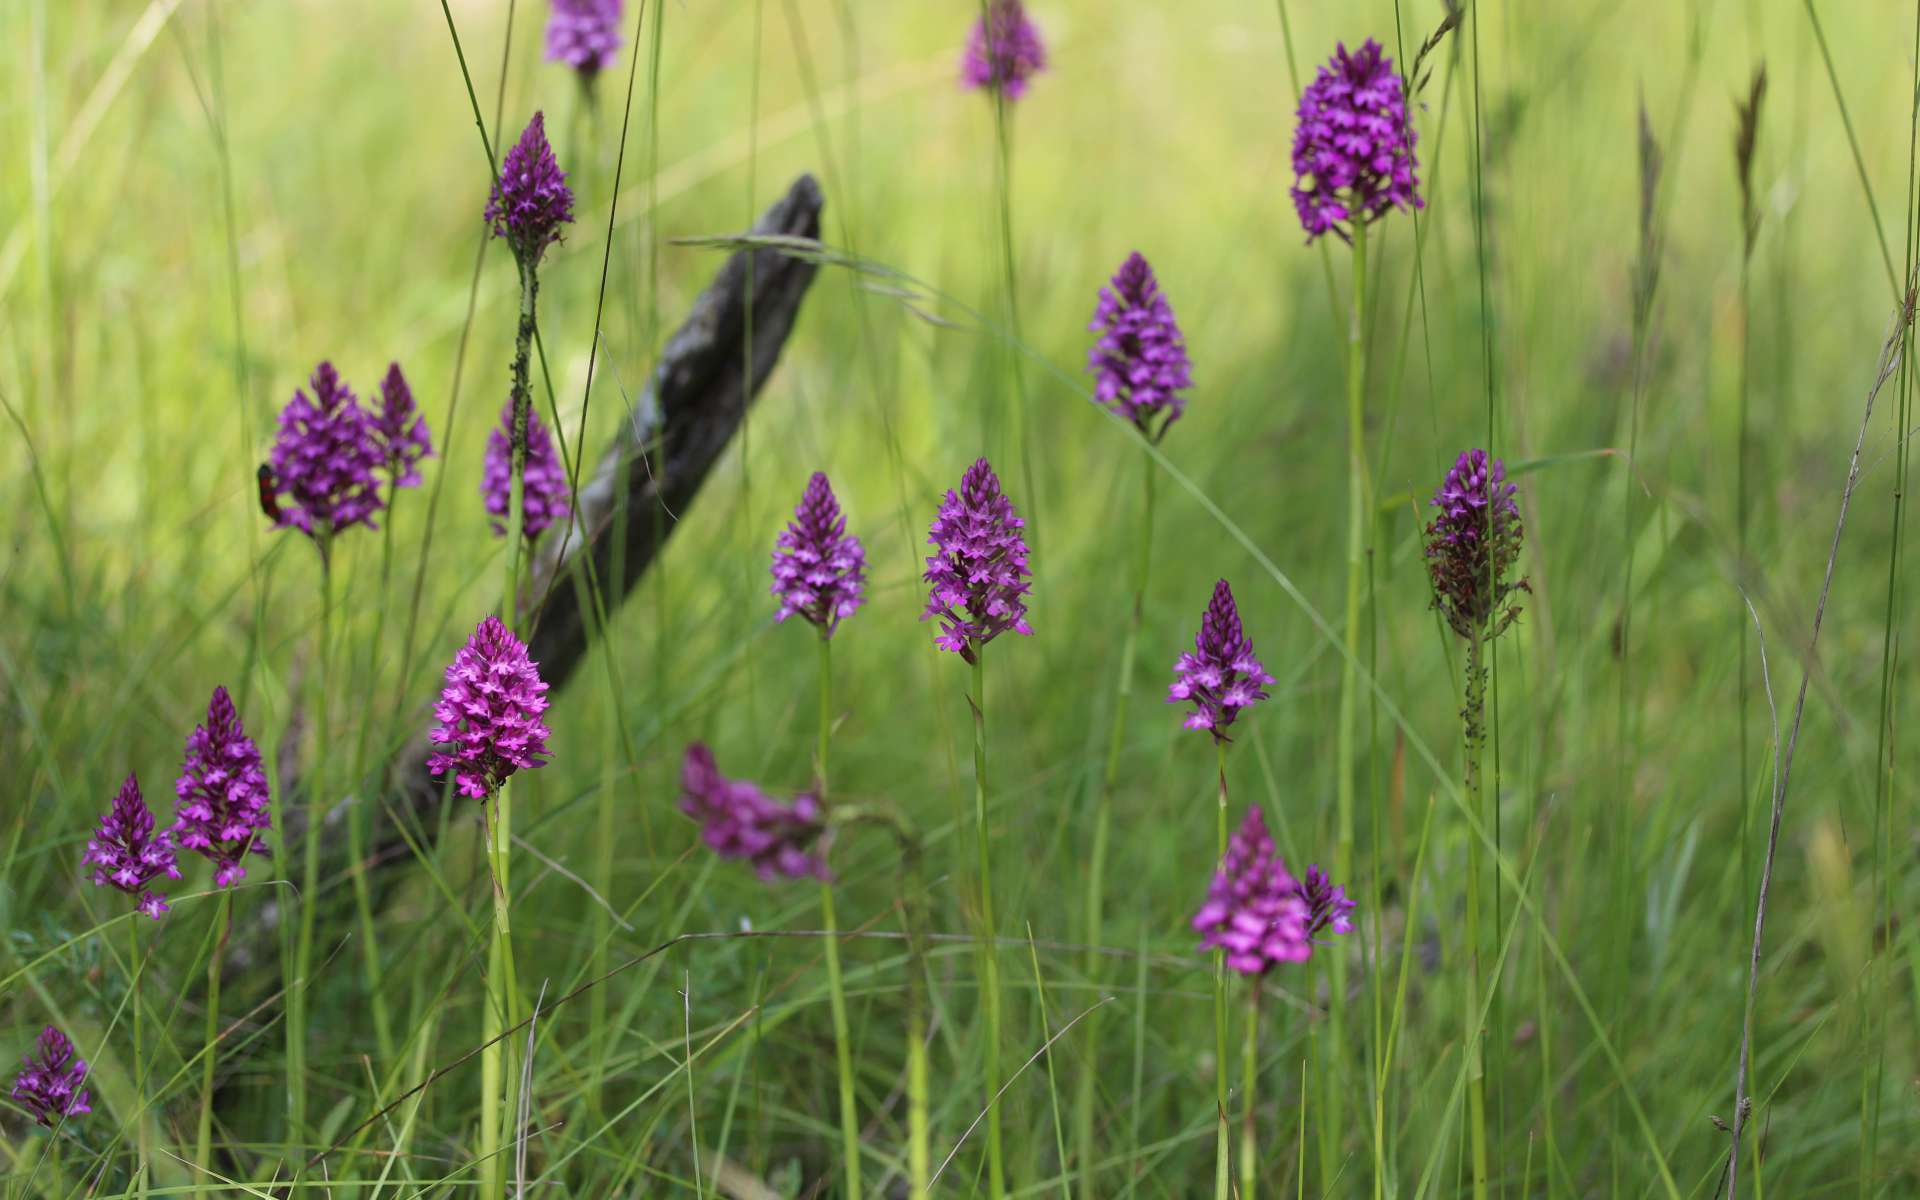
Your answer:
(771, 472), (867, 637)
(1424, 448), (1527, 642)
(1088, 252), (1193, 440)
(11, 1027), (90, 1128)
(1289, 38), (1422, 243)
(546, 0), (623, 80)
(485, 113), (576, 270)
(369, 362), (433, 488)
(483, 399), (572, 543)
(170, 686), (272, 889)
(678, 743), (830, 882)
(426, 616), (553, 800)
(961, 0), (1047, 100)
(83, 773), (180, 920)
(1300, 863), (1358, 941)
(1191, 806), (1311, 975)
(266, 361), (385, 541)
(1169, 580), (1275, 740)
(922, 457), (1032, 663)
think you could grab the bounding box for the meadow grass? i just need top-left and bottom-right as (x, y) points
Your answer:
(3, 0), (1919, 1195)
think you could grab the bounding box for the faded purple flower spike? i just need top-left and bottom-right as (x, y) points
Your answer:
(546, 0), (623, 78)
(1290, 39), (1423, 242)
(771, 472), (867, 637)
(1300, 864), (1357, 941)
(485, 112), (575, 267)
(171, 687), (272, 889)
(961, 0), (1047, 100)
(482, 400), (572, 542)
(1168, 580), (1276, 740)
(83, 773), (180, 920)
(11, 1027), (90, 1128)
(369, 362), (433, 488)
(678, 743), (830, 882)
(427, 616), (553, 800)
(1088, 252), (1194, 440)
(922, 457), (1033, 662)
(267, 361), (385, 539)
(1191, 807), (1310, 975)
(1424, 449), (1527, 641)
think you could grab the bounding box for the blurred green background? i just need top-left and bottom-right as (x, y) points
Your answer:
(2, 0), (1917, 1194)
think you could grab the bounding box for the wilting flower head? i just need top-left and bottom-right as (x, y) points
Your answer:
(961, 1), (1047, 100)
(369, 362), (433, 488)
(678, 744), (830, 882)
(1192, 807), (1310, 975)
(171, 686), (272, 889)
(11, 1027), (90, 1128)
(1300, 864), (1357, 942)
(771, 472), (867, 637)
(922, 458), (1033, 662)
(1088, 252), (1193, 440)
(1424, 449), (1526, 641)
(482, 400), (572, 542)
(427, 616), (553, 800)
(83, 773), (180, 920)
(546, 0), (623, 77)
(485, 112), (575, 267)
(267, 361), (385, 539)
(1290, 39), (1422, 242)
(1168, 580), (1276, 740)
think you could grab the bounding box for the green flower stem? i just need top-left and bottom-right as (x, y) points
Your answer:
(195, 891), (231, 1200)
(291, 537), (333, 1156)
(349, 493), (400, 1069)
(818, 635), (862, 1198)
(972, 649), (1006, 1200)
(129, 917), (147, 1200)
(1464, 630), (1491, 1200)
(504, 267), (539, 627)
(1214, 739), (1230, 1200)
(481, 782), (521, 1200)
(1330, 216), (1370, 1189)
(1078, 450), (1156, 1193)
(1241, 983), (1262, 1200)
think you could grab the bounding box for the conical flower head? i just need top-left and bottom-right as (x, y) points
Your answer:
(922, 457), (1033, 663)
(267, 361), (385, 538)
(485, 112), (575, 267)
(961, 0), (1047, 100)
(1300, 864), (1357, 941)
(83, 773), (181, 920)
(1191, 807), (1310, 975)
(546, 0), (623, 77)
(678, 744), (830, 882)
(11, 1027), (90, 1128)
(427, 616), (553, 799)
(369, 362), (433, 488)
(1424, 449), (1526, 641)
(1088, 252), (1194, 440)
(771, 472), (867, 637)
(482, 399), (572, 542)
(1168, 580), (1275, 739)
(1290, 38), (1423, 242)
(170, 686), (272, 888)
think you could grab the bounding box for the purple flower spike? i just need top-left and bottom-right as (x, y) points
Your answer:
(922, 458), (1033, 663)
(482, 400), (572, 542)
(1088, 252), (1194, 440)
(1300, 864), (1357, 941)
(546, 0), (624, 77)
(427, 616), (553, 800)
(369, 362), (433, 488)
(1424, 449), (1527, 641)
(267, 361), (385, 539)
(1192, 807), (1310, 975)
(1168, 580), (1276, 740)
(678, 744), (831, 882)
(486, 112), (575, 267)
(11, 1027), (90, 1128)
(83, 773), (181, 920)
(171, 687), (272, 889)
(961, 0), (1047, 100)
(1290, 39), (1423, 242)
(771, 472), (867, 637)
